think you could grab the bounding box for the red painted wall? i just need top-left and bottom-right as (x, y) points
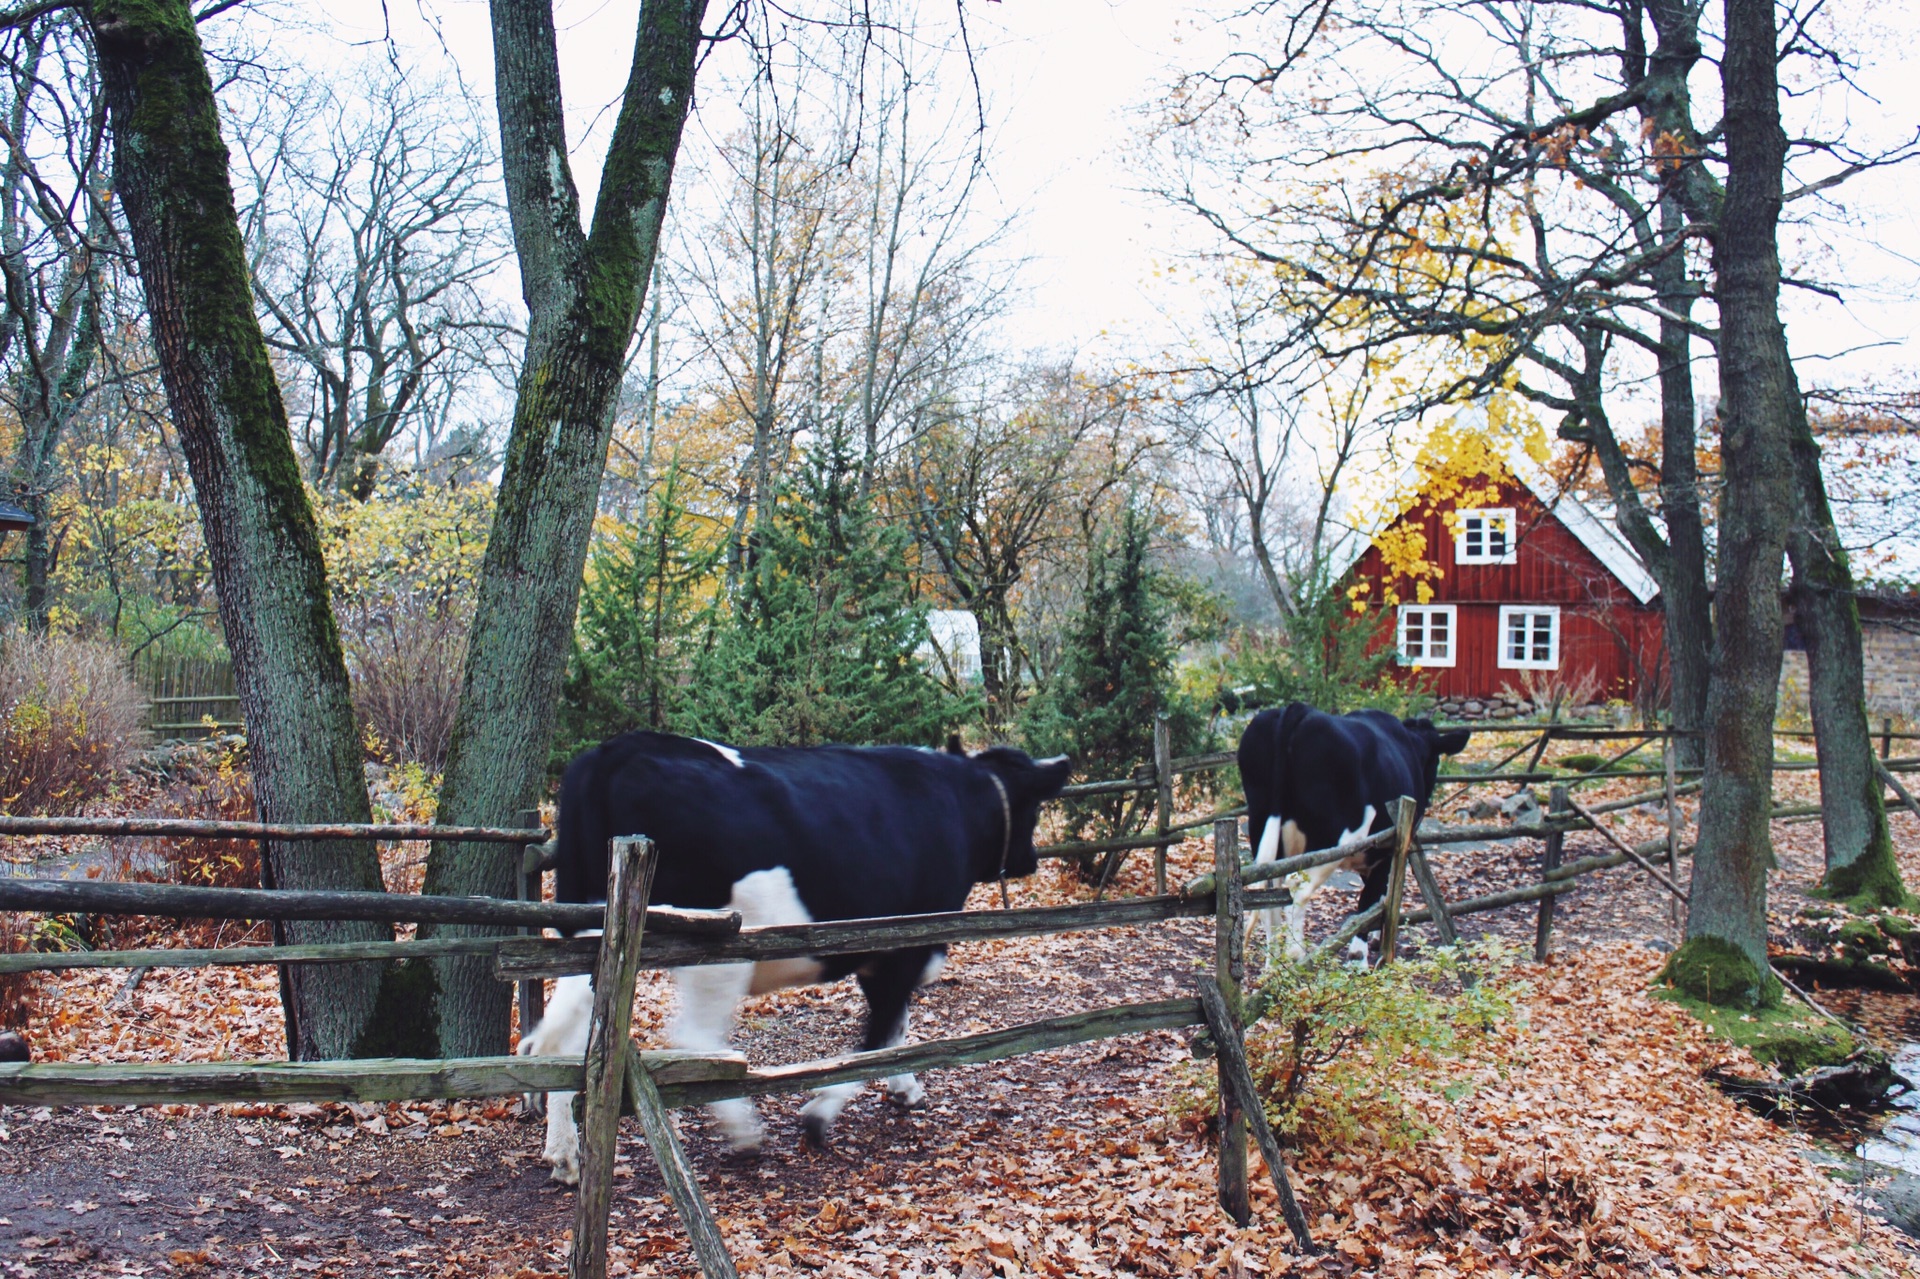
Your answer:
(1346, 480), (1666, 703)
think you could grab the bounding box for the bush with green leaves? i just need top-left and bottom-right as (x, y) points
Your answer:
(679, 431), (973, 748)
(1020, 506), (1209, 844)
(1211, 581), (1431, 718)
(1184, 940), (1524, 1153)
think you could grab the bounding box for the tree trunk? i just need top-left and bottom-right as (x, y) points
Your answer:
(1652, 200), (1712, 773)
(419, 0), (707, 1058)
(87, 0), (406, 1058)
(1789, 424), (1903, 904)
(1663, 0), (1795, 1010)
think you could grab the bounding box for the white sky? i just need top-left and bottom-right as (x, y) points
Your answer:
(268, 0), (1918, 382)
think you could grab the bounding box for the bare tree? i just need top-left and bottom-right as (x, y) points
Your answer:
(229, 64), (514, 497)
(908, 362), (1159, 726)
(0, 12), (111, 632)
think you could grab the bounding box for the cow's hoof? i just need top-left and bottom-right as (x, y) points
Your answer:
(1344, 937), (1371, 966)
(885, 1081), (927, 1109)
(799, 1114), (834, 1151)
(548, 1161), (580, 1187)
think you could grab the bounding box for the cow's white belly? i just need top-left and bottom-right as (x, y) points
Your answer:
(731, 867), (826, 993)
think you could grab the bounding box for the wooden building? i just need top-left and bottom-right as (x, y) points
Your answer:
(1338, 464), (1665, 707)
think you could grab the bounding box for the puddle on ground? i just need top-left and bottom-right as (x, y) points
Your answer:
(1859, 1042), (1920, 1175)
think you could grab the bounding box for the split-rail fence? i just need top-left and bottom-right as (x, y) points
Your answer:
(2, 718), (1916, 1275)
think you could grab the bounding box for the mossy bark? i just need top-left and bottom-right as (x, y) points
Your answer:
(417, 0), (708, 1057)
(87, 0), (404, 1058)
(1683, 0), (1797, 1001)
(1659, 936), (1781, 1010)
(1788, 425), (1905, 906)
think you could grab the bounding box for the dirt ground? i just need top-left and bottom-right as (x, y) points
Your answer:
(4, 743), (1920, 1277)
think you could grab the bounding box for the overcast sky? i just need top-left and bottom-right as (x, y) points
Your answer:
(277, 0), (1918, 386)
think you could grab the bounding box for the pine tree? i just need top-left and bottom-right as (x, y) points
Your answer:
(1022, 506), (1204, 845)
(682, 428), (971, 747)
(552, 461), (717, 768)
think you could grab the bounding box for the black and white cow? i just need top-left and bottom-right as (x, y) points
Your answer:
(518, 731), (1073, 1182)
(1238, 703), (1471, 962)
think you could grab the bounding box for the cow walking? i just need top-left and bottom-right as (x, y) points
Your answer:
(1237, 704), (1470, 963)
(519, 731), (1073, 1183)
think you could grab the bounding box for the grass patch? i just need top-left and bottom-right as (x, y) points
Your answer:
(1652, 986), (1854, 1077)
(1555, 752), (1609, 773)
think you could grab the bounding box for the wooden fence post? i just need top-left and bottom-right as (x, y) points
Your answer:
(1885, 717), (1895, 762)
(1535, 786), (1569, 961)
(1212, 817), (1248, 1226)
(1405, 845), (1457, 947)
(515, 808), (546, 1043)
(1377, 798), (1416, 963)
(1153, 716), (1174, 897)
(1197, 976), (1317, 1255)
(625, 1056), (741, 1278)
(1663, 740), (1682, 931)
(571, 836), (659, 1279)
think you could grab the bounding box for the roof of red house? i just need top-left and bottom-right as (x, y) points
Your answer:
(1330, 446), (1659, 606)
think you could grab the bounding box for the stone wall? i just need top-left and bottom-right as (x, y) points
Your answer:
(1777, 620), (1920, 721)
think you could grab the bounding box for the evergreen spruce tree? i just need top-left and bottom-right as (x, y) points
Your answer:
(552, 461), (716, 768)
(1022, 506), (1204, 848)
(683, 428), (971, 747)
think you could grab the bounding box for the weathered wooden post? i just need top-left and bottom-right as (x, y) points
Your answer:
(1197, 977), (1317, 1256)
(1663, 738), (1682, 931)
(515, 808), (545, 1041)
(1376, 797), (1416, 963)
(1405, 843), (1457, 947)
(1535, 785), (1569, 961)
(625, 1058), (741, 1278)
(1153, 715), (1174, 897)
(1212, 816), (1249, 1226)
(1884, 717), (1895, 762)
(571, 836), (659, 1279)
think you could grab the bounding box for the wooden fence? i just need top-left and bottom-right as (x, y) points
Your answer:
(1, 721), (1913, 1274)
(135, 654), (240, 738)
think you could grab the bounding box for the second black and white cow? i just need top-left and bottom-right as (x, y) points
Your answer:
(1237, 703), (1471, 961)
(518, 731), (1073, 1182)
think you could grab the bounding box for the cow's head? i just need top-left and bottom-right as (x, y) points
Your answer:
(1401, 717), (1473, 794)
(973, 747), (1074, 881)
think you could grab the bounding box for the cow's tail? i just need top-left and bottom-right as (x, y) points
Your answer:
(554, 745), (614, 915)
(1253, 702), (1313, 865)
(1268, 701), (1312, 807)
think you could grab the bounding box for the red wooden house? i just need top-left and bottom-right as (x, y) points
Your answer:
(1337, 462), (1666, 706)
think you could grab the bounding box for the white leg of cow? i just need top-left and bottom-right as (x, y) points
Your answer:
(671, 961), (763, 1152)
(1254, 816), (1306, 966)
(882, 1006), (925, 1108)
(516, 972), (595, 1185)
(1280, 861), (1342, 962)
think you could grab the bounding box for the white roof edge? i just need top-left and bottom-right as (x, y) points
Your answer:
(1322, 429), (1661, 606)
(1507, 454), (1661, 605)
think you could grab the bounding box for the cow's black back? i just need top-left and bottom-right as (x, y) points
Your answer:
(1238, 704), (1470, 911)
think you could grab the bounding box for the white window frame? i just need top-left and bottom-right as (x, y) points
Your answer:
(1396, 604), (1458, 668)
(1455, 507), (1519, 565)
(1497, 605), (1561, 670)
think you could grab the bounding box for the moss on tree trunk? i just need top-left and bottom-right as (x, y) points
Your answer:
(417, 0), (708, 1057)
(88, 0), (410, 1058)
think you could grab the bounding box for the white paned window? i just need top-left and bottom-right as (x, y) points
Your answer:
(1456, 508), (1518, 564)
(1497, 605), (1560, 669)
(1397, 605), (1458, 667)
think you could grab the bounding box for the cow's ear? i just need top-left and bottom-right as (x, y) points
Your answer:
(1035, 754), (1074, 796)
(1435, 729), (1472, 755)
(945, 734), (967, 756)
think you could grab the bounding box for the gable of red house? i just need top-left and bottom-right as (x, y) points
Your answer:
(1339, 470), (1666, 708)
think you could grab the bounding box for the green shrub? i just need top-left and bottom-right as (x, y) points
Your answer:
(0, 631), (147, 815)
(1555, 752), (1608, 773)
(1181, 941), (1524, 1152)
(1209, 584), (1431, 719)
